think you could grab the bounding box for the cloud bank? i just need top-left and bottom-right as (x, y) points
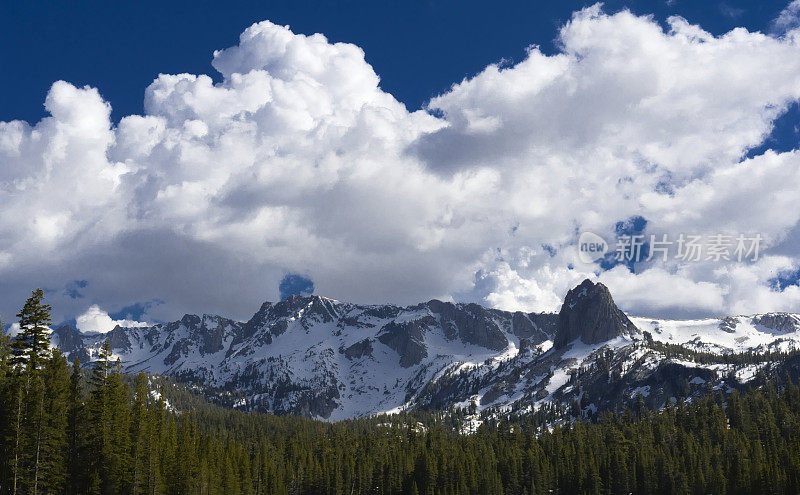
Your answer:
(75, 305), (148, 334)
(2, 4), (800, 325)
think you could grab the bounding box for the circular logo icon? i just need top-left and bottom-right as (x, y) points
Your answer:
(577, 231), (608, 264)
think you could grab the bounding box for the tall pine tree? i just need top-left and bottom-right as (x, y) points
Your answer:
(9, 288), (54, 495)
(11, 289), (52, 370)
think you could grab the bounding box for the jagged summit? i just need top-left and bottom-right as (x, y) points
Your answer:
(44, 286), (800, 420)
(553, 279), (638, 348)
(47, 294), (561, 419)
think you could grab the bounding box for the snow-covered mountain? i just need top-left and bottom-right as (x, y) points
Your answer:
(50, 280), (800, 420)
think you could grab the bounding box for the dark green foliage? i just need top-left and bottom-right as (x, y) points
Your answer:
(86, 342), (132, 493)
(67, 358), (88, 495)
(4, 292), (800, 493)
(37, 350), (70, 493)
(11, 289), (52, 370)
(5, 373), (800, 495)
(0, 289), (68, 495)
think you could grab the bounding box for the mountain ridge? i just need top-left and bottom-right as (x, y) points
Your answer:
(46, 280), (800, 421)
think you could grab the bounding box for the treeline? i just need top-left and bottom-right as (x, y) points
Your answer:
(3, 290), (800, 493)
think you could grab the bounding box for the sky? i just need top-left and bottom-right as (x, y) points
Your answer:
(2, 0), (800, 331)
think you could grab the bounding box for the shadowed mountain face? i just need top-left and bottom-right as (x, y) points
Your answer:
(51, 325), (90, 363)
(46, 280), (800, 421)
(554, 279), (637, 348)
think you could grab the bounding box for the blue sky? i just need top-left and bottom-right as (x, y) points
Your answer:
(2, 1), (800, 330)
(2, 0), (795, 123)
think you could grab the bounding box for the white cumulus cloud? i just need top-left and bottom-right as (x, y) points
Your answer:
(2, 7), (800, 324)
(75, 305), (147, 334)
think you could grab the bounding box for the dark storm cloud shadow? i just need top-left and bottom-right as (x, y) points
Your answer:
(79, 229), (288, 322)
(408, 79), (647, 176)
(0, 223), (471, 326)
(405, 124), (526, 175)
(0, 229), (284, 325)
(618, 300), (724, 320)
(109, 300), (165, 322)
(64, 279), (88, 299)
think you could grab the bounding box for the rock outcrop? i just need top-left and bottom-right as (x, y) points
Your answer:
(554, 279), (637, 348)
(752, 313), (800, 333)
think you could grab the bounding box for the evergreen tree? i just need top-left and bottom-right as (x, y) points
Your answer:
(8, 289), (54, 495)
(87, 345), (132, 493)
(67, 358), (87, 495)
(11, 289), (52, 370)
(37, 350), (70, 493)
(5, 287), (800, 493)
(129, 372), (150, 495)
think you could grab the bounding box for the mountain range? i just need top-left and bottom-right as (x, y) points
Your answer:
(50, 279), (800, 421)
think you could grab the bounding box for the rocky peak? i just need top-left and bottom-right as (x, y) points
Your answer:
(553, 279), (637, 348)
(270, 295), (337, 324)
(752, 313), (800, 333)
(51, 325), (90, 363)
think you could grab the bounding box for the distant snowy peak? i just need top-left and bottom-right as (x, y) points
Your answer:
(633, 311), (800, 354)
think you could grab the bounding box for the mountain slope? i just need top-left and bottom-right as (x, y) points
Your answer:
(50, 280), (800, 420)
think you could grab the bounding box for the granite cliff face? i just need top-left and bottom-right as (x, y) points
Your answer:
(554, 279), (637, 348)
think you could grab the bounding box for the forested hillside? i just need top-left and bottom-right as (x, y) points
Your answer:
(3, 290), (800, 494)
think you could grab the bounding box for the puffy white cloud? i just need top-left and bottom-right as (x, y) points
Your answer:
(75, 305), (147, 334)
(467, 248), (585, 313)
(420, 7), (800, 180)
(598, 267), (727, 318)
(2, 8), (800, 324)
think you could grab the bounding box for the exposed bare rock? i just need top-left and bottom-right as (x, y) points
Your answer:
(554, 279), (637, 348)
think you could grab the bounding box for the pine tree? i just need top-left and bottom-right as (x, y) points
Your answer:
(86, 343), (109, 488)
(11, 289), (52, 370)
(87, 340), (133, 492)
(146, 390), (166, 495)
(38, 349), (70, 493)
(130, 372), (150, 495)
(8, 360), (24, 495)
(67, 358), (87, 495)
(106, 359), (132, 490)
(8, 289), (54, 495)
(19, 360), (46, 494)
(90, 340), (113, 388)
